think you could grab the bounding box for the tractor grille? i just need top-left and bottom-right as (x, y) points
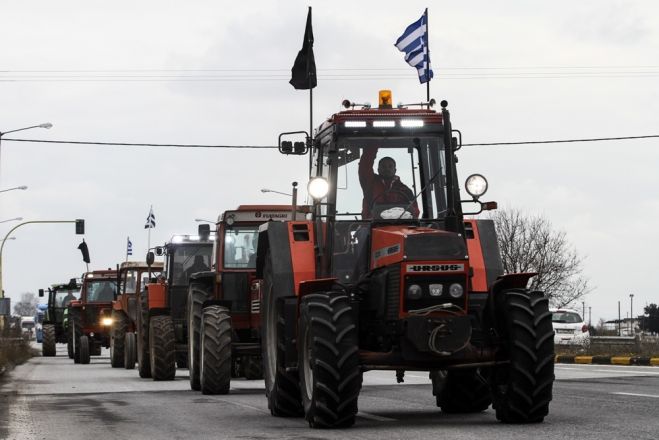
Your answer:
(386, 266), (401, 321)
(405, 233), (467, 260)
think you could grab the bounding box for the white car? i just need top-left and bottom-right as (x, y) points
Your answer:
(551, 308), (590, 347)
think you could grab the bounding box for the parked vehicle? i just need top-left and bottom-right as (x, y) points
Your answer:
(551, 308), (590, 347)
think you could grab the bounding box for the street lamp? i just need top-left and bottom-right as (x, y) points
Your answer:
(0, 185), (28, 194)
(0, 123), (53, 183)
(194, 218), (216, 223)
(629, 293), (634, 335)
(260, 188), (292, 197)
(0, 217), (22, 224)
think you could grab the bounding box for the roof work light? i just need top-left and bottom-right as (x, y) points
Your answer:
(378, 90), (392, 109)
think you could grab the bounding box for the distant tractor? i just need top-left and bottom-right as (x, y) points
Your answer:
(187, 205), (307, 394)
(68, 270), (118, 364)
(255, 91), (555, 427)
(137, 234), (213, 380)
(109, 261), (164, 369)
(38, 279), (80, 357)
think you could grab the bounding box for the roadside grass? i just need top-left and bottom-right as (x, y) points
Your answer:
(0, 336), (36, 377)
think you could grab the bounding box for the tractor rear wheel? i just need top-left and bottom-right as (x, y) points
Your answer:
(42, 324), (56, 357)
(298, 293), (362, 428)
(124, 332), (136, 369)
(110, 310), (127, 368)
(243, 356), (264, 380)
(200, 306), (232, 395)
(79, 335), (91, 365)
(262, 252), (303, 417)
(489, 289), (555, 423)
(187, 283), (209, 391)
(149, 315), (176, 381)
(432, 368), (491, 413)
(136, 293), (151, 378)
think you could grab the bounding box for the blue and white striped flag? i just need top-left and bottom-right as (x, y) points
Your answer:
(126, 237), (133, 256)
(394, 11), (433, 84)
(144, 207), (156, 229)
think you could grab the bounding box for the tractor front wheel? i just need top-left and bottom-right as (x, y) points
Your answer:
(124, 332), (136, 369)
(79, 335), (91, 365)
(136, 294), (151, 378)
(149, 315), (176, 381)
(298, 293), (362, 428)
(243, 356), (263, 380)
(432, 368), (491, 413)
(489, 289), (555, 423)
(110, 310), (127, 368)
(42, 324), (56, 357)
(187, 283), (209, 391)
(200, 306), (232, 395)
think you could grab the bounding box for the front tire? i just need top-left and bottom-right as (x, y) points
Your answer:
(124, 332), (137, 369)
(79, 335), (91, 365)
(42, 324), (56, 357)
(149, 315), (176, 381)
(243, 356), (264, 380)
(187, 283), (209, 390)
(200, 306), (232, 395)
(298, 293), (362, 428)
(136, 293), (151, 378)
(110, 310), (127, 368)
(262, 253), (303, 417)
(489, 289), (555, 423)
(432, 369), (491, 413)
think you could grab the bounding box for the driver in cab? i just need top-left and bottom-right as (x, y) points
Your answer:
(358, 147), (419, 219)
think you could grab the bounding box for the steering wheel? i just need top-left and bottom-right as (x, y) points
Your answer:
(369, 189), (415, 219)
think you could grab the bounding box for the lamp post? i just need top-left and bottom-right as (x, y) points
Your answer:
(629, 293), (634, 335)
(0, 123), (53, 183)
(0, 185), (28, 194)
(260, 188), (292, 197)
(194, 218), (215, 223)
(0, 217), (22, 224)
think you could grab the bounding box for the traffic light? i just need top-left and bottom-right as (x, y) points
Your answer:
(75, 219), (85, 235)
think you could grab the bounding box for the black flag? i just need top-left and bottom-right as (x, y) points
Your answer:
(78, 239), (90, 264)
(289, 7), (317, 90)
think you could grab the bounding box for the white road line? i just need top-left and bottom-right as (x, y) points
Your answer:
(612, 392), (659, 399)
(357, 411), (397, 422)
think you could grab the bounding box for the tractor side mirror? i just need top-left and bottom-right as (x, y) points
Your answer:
(146, 251), (155, 266)
(38, 289), (44, 297)
(155, 246), (164, 256)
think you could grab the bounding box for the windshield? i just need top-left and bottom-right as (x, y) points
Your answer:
(85, 280), (117, 302)
(552, 312), (583, 324)
(319, 137), (446, 220)
(171, 244), (213, 286)
(224, 226), (259, 269)
(55, 289), (80, 307)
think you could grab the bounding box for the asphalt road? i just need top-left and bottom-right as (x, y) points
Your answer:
(1, 345), (658, 440)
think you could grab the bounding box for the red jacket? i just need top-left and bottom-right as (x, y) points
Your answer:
(358, 148), (420, 219)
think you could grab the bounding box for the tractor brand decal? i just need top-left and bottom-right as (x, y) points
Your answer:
(229, 211), (293, 222)
(373, 244), (401, 261)
(406, 264), (465, 273)
(254, 211), (290, 219)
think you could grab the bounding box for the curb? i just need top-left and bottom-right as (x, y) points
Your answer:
(555, 355), (659, 366)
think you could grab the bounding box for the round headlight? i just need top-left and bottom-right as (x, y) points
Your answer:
(307, 177), (329, 200)
(449, 283), (464, 298)
(407, 284), (423, 300)
(465, 174), (488, 199)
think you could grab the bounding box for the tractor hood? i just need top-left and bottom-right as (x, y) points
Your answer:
(370, 225), (468, 270)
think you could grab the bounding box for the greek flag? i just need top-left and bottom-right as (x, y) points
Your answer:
(127, 237), (133, 256)
(394, 10), (433, 84)
(144, 207), (156, 229)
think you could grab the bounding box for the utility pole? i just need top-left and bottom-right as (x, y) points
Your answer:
(582, 301), (585, 320)
(618, 301), (621, 336)
(629, 293), (634, 335)
(588, 306), (591, 327)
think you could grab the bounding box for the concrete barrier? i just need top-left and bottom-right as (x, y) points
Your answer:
(555, 355), (659, 366)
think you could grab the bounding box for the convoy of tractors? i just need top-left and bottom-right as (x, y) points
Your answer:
(38, 91), (555, 428)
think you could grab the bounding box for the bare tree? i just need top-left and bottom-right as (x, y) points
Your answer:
(490, 209), (590, 308)
(13, 292), (39, 316)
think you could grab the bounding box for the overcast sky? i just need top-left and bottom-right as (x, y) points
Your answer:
(1, 0), (657, 323)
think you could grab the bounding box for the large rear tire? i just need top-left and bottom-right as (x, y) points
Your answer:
(432, 369), (491, 413)
(110, 310), (127, 368)
(79, 335), (91, 365)
(187, 283), (209, 390)
(149, 315), (176, 381)
(136, 293), (151, 378)
(262, 252), (303, 417)
(42, 324), (56, 357)
(298, 293), (362, 428)
(489, 289), (555, 423)
(200, 306), (232, 395)
(124, 332), (137, 369)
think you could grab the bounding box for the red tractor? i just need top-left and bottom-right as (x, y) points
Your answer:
(110, 261), (164, 369)
(137, 233), (213, 380)
(255, 92), (555, 427)
(68, 269), (118, 364)
(186, 205), (308, 394)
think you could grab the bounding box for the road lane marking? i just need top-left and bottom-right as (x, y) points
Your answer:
(612, 392), (659, 399)
(357, 411), (397, 422)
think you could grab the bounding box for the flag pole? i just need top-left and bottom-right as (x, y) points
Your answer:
(308, 6), (314, 171)
(125, 236), (129, 263)
(147, 205), (152, 252)
(425, 8), (430, 104)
